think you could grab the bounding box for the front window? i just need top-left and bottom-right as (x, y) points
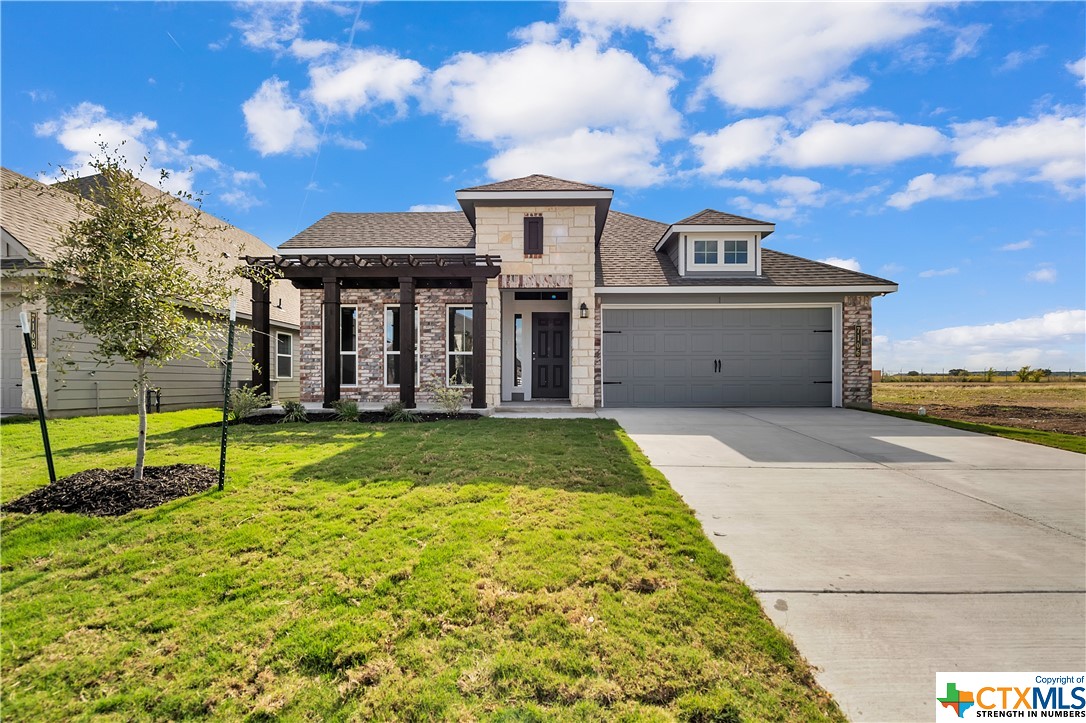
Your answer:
(723, 239), (748, 265)
(276, 332), (292, 379)
(693, 239), (717, 265)
(447, 306), (473, 387)
(384, 305), (419, 386)
(340, 307), (357, 385)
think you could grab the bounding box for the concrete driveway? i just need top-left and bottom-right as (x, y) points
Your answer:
(603, 408), (1086, 722)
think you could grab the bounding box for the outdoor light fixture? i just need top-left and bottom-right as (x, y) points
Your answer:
(579, 302), (589, 319)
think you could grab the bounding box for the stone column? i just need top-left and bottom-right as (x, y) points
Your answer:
(842, 295), (873, 408)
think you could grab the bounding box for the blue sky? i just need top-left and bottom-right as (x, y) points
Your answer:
(2, 1), (1084, 372)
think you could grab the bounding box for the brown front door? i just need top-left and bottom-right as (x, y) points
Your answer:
(531, 312), (569, 399)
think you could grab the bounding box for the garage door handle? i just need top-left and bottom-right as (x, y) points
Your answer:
(813, 329), (832, 333)
(813, 380), (832, 384)
(603, 381), (622, 385)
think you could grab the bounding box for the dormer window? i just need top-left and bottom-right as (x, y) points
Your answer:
(692, 239), (749, 267)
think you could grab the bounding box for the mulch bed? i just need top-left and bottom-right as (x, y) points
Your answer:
(225, 411), (481, 426)
(875, 403), (1086, 436)
(2, 464), (217, 517)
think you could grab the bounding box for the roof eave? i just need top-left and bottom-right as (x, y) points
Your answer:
(595, 283), (899, 294)
(653, 223), (776, 252)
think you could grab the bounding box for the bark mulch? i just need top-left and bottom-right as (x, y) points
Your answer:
(236, 411), (481, 425)
(2, 464), (217, 517)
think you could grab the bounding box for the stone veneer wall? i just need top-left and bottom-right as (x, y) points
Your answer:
(474, 205), (597, 408)
(842, 294), (873, 408)
(298, 286), (473, 404)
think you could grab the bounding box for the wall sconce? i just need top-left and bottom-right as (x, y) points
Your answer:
(579, 302), (589, 319)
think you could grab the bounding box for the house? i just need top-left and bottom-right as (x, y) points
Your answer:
(245, 175), (897, 410)
(1, 167), (301, 417)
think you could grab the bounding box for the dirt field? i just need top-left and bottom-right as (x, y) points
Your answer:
(873, 383), (1086, 436)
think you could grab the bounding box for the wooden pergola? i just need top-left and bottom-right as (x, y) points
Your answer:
(246, 253), (502, 409)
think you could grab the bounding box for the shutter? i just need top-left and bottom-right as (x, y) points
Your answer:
(524, 216), (543, 255)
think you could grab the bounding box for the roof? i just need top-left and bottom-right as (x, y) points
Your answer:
(1, 167), (298, 327)
(279, 211), (475, 250)
(458, 174), (612, 193)
(675, 208), (773, 226)
(597, 210), (896, 288)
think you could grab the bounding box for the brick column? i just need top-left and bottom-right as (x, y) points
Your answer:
(842, 295), (873, 408)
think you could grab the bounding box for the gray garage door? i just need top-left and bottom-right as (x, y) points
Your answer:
(602, 307), (833, 407)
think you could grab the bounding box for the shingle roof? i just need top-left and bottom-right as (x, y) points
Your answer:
(675, 208), (773, 226)
(1, 167), (298, 327)
(597, 210), (896, 288)
(279, 212), (475, 249)
(458, 174), (612, 193)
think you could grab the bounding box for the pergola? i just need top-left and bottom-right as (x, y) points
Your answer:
(245, 253), (502, 409)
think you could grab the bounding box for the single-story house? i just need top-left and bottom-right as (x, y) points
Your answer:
(245, 175), (897, 410)
(1, 167), (301, 417)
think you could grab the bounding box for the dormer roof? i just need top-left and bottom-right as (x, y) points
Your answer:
(458, 174), (611, 193)
(654, 208), (775, 252)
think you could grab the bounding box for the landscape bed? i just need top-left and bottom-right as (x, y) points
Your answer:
(0, 409), (842, 721)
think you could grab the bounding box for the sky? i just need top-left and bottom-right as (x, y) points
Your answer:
(2, 1), (1084, 373)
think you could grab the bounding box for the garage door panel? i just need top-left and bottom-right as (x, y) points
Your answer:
(602, 308), (834, 408)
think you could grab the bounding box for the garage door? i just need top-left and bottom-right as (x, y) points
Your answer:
(602, 307), (833, 407)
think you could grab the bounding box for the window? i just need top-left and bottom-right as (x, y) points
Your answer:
(723, 239), (748, 265)
(384, 305), (420, 386)
(524, 215), (543, 255)
(340, 307), (357, 385)
(693, 239), (718, 265)
(513, 290), (567, 301)
(513, 314), (523, 387)
(276, 332), (292, 379)
(447, 306), (473, 387)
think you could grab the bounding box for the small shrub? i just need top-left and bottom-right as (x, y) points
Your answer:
(984, 367), (997, 383)
(229, 385), (271, 422)
(280, 400), (309, 423)
(422, 373), (466, 415)
(331, 398), (359, 422)
(382, 401), (420, 423)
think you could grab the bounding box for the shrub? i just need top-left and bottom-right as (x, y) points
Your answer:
(382, 401), (420, 423)
(984, 367), (997, 383)
(422, 373), (466, 415)
(331, 398), (360, 422)
(280, 400), (309, 423)
(229, 385), (271, 422)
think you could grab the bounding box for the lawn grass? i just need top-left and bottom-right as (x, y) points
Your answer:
(1, 410), (841, 721)
(873, 382), (1086, 410)
(865, 408), (1086, 454)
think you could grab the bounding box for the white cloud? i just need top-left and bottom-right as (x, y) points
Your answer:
(563, 2), (934, 110)
(818, 257), (862, 272)
(307, 49), (426, 116)
(778, 120), (948, 167)
(918, 267), (959, 278)
(948, 23), (988, 61)
(1000, 239), (1033, 251)
(998, 45), (1046, 72)
(952, 115), (1086, 193)
(219, 189), (263, 212)
(1026, 266), (1057, 283)
(886, 171), (1010, 209)
(511, 21), (559, 45)
(242, 77), (318, 156)
(691, 117), (786, 174)
(722, 175), (824, 221)
(34, 101), (262, 208)
(429, 41), (680, 143)
(232, 2), (304, 52)
(485, 128), (665, 188)
(874, 310), (1086, 372)
(290, 38), (338, 60)
(408, 204), (457, 213)
(330, 134), (367, 151)
(880, 262), (905, 275)
(1068, 56), (1086, 85)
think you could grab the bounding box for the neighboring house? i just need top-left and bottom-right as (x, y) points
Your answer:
(245, 175), (897, 410)
(1, 167), (300, 417)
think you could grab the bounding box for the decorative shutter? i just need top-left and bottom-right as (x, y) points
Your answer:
(524, 216), (543, 255)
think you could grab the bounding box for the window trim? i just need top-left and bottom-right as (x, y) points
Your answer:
(524, 215), (543, 255)
(275, 331), (292, 380)
(340, 306), (358, 387)
(446, 304), (473, 388)
(383, 304), (420, 388)
(685, 234), (757, 272)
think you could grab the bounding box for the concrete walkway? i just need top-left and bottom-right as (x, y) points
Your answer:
(602, 408), (1086, 722)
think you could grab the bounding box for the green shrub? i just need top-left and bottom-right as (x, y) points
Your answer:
(229, 385), (271, 422)
(330, 398), (359, 422)
(280, 400), (308, 423)
(422, 373), (466, 415)
(382, 401), (420, 423)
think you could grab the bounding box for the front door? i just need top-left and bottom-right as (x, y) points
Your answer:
(531, 312), (569, 399)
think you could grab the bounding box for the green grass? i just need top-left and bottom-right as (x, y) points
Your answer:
(865, 408), (1086, 454)
(1, 410), (841, 721)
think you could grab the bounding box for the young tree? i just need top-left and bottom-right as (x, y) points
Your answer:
(18, 147), (262, 481)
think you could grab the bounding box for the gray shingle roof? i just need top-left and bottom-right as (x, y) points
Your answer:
(458, 174), (612, 193)
(597, 210), (896, 288)
(1, 167), (85, 262)
(279, 212), (475, 250)
(675, 208), (773, 226)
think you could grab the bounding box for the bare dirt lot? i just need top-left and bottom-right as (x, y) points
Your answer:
(873, 383), (1086, 436)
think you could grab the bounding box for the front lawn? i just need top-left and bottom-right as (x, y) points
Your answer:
(1, 410), (841, 721)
